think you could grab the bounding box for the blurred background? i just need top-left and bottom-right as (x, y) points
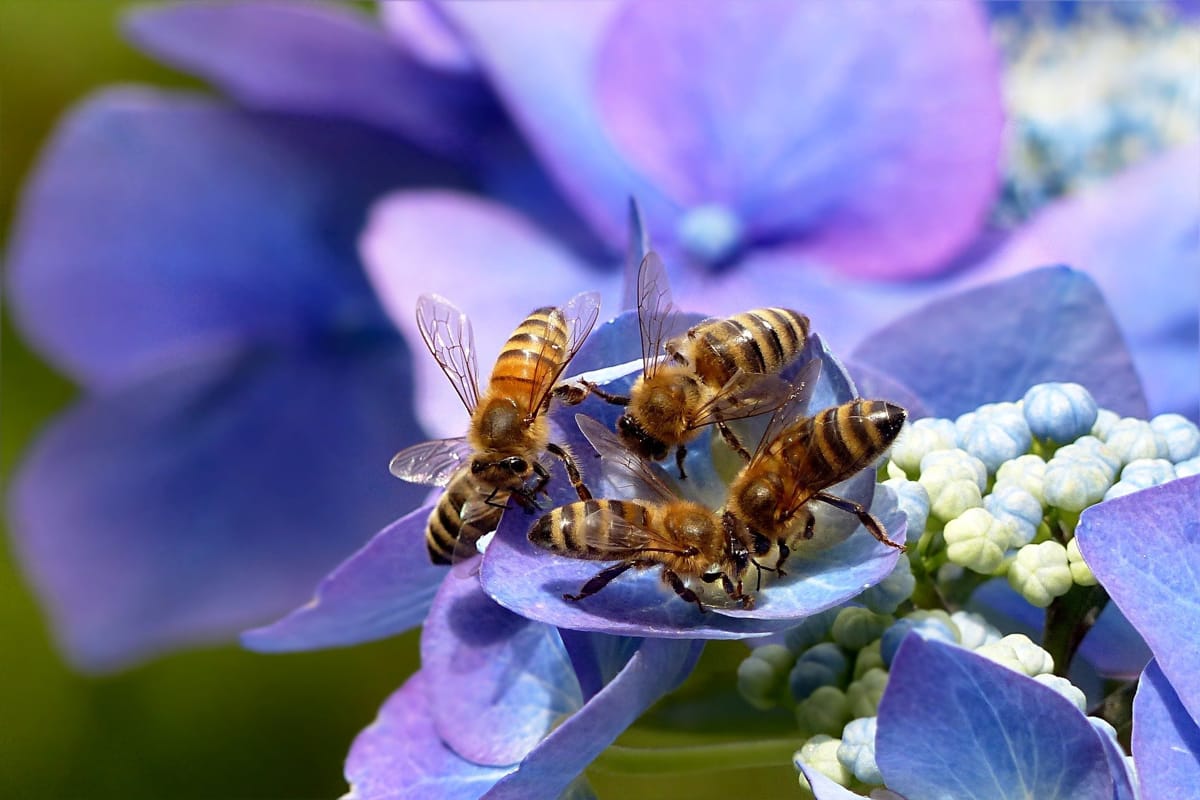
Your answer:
(2, 2), (1197, 799)
(0, 3), (420, 798)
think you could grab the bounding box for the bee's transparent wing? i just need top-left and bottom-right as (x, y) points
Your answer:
(577, 503), (687, 556)
(686, 370), (793, 430)
(416, 293), (481, 414)
(389, 437), (474, 486)
(529, 290), (603, 415)
(635, 252), (678, 379)
(750, 359), (823, 460)
(449, 492), (507, 569)
(576, 413), (676, 504)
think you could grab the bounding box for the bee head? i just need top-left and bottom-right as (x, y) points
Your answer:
(470, 453), (533, 490)
(616, 413), (670, 461)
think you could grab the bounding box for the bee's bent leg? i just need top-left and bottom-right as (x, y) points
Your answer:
(675, 444), (688, 480)
(529, 461), (552, 497)
(716, 421), (752, 462)
(814, 491), (906, 551)
(546, 441), (592, 501)
(563, 560), (636, 602)
(710, 572), (753, 609)
(511, 489), (541, 514)
(482, 487), (511, 510)
(661, 568), (706, 613)
(774, 538), (791, 576)
(556, 380), (631, 407)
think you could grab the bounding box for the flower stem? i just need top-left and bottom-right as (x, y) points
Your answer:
(590, 738), (801, 776)
(1043, 582), (1109, 676)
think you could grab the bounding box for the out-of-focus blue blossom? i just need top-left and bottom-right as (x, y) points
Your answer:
(837, 716), (882, 785)
(831, 608), (893, 653)
(844, 668), (888, 725)
(1023, 382), (1099, 444)
(789, 644), (849, 703)
(737, 644), (794, 711)
(956, 402), (1033, 473)
(1077, 476), (1200, 800)
(859, 555), (916, 616)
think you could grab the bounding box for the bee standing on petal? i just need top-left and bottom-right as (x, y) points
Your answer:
(390, 291), (601, 563)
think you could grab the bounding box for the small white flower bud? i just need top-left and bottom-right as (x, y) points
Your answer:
(944, 508), (1016, 573)
(1034, 673), (1087, 711)
(1066, 537), (1097, 586)
(890, 418), (958, 476)
(975, 633), (1055, 676)
(1008, 541), (1073, 607)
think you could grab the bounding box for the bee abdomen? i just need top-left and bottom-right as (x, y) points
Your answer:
(490, 307), (570, 397)
(693, 307), (810, 385)
(811, 400), (908, 479)
(529, 499), (646, 558)
(425, 471), (504, 565)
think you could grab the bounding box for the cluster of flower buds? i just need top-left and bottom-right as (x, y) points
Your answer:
(882, 382), (1199, 608)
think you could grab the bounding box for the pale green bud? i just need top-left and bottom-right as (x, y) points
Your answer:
(1066, 537), (1098, 586)
(845, 668), (889, 718)
(1008, 541), (1073, 607)
(795, 736), (852, 788)
(944, 508), (1017, 573)
(890, 418), (957, 476)
(796, 686), (851, 738)
(1034, 674), (1087, 712)
(831, 608), (893, 651)
(974, 633), (1055, 677)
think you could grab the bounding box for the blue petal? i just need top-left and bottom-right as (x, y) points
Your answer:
(419, 576), (582, 767)
(241, 504), (443, 653)
(878, 636), (1114, 800)
(344, 671), (512, 800)
(851, 267), (1149, 419)
(978, 144), (1200, 419)
(1095, 718), (1139, 800)
(7, 343), (426, 672)
(483, 638), (702, 800)
(594, 1), (1003, 278)
(1076, 476), (1200, 721)
(6, 89), (447, 388)
(795, 764), (869, 799)
(360, 191), (621, 437)
(1133, 660), (1200, 800)
(558, 629), (641, 702)
(124, 1), (493, 154)
(438, 3), (674, 248)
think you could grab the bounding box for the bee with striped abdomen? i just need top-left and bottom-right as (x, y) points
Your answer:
(560, 252), (808, 478)
(390, 292), (601, 564)
(528, 415), (756, 610)
(725, 381), (908, 575)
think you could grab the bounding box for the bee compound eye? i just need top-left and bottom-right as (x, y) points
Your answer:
(505, 457), (529, 475)
(470, 460), (486, 474)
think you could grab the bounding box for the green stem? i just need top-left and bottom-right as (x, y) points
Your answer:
(590, 738), (801, 776)
(1089, 680), (1137, 752)
(1043, 583), (1109, 676)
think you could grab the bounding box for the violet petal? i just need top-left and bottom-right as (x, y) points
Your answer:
(343, 670), (512, 800)
(124, 0), (492, 154)
(360, 190), (621, 437)
(595, 1), (1003, 279)
(1076, 475), (1200, 721)
(1133, 660), (1200, 800)
(851, 266), (1149, 419)
(7, 343), (425, 672)
(420, 576), (581, 767)
(6, 88), (448, 389)
(878, 636), (1114, 800)
(242, 504), (443, 653)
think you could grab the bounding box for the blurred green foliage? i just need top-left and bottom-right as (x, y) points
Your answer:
(0, 3), (421, 797)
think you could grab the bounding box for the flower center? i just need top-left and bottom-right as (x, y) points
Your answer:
(676, 204), (744, 267)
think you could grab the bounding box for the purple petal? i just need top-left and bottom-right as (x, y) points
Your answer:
(1134, 660), (1200, 800)
(558, 630), (640, 702)
(843, 360), (930, 421)
(379, 1), (477, 74)
(124, 1), (492, 154)
(6, 89), (448, 389)
(7, 343), (425, 672)
(344, 671), (512, 800)
(595, 1), (1003, 278)
(976, 144), (1200, 419)
(242, 504), (443, 653)
(360, 191), (621, 437)
(1076, 476), (1200, 721)
(851, 267), (1149, 419)
(795, 765), (868, 799)
(878, 636), (1114, 800)
(419, 576), (581, 767)
(483, 637), (702, 800)
(439, 3), (676, 249)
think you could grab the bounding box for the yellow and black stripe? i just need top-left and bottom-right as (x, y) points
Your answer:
(789, 400), (906, 486)
(425, 469), (505, 564)
(691, 307), (810, 386)
(487, 306), (570, 410)
(529, 499), (651, 559)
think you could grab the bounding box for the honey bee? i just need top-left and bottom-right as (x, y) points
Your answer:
(528, 414), (757, 611)
(390, 292), (601, 564)
(725, 380), (908, 574)
(561, 252), (809, 477)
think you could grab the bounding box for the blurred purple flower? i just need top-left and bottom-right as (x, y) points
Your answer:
(1076, 476), (1200, 798)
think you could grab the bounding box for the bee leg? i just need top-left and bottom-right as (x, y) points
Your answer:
(716, 573), (753, 609)
(814, 491), (906, 551)
(546, 441), (592, 501)
(529, 461), (552, 498)
(511, 489), (541, 514)
(675, 445), (688, 480)
(482, 487), (511, 510)
(563, 560), (637, 602)
(716, 421), (752, 462)
(558, 380), (631, 407)
(774, 539), (791, 576)
(661, 569), (706, 613)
